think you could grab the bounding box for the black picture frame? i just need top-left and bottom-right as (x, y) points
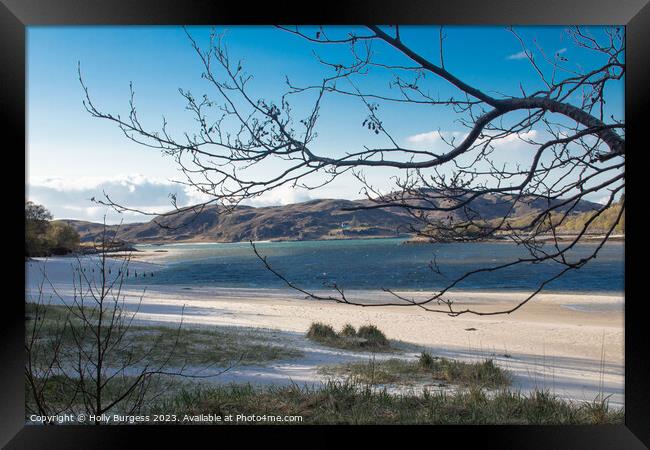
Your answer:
(2, 0), (648, 448)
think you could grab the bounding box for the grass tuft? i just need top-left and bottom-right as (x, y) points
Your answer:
(419, 351), (435, 369)
(306, 322), (338, 340)
(140, 380), (624, 425)
(306, 322), (391, 351)
(340, 323), (357, 337)
(356, 325), (389, 347)
(324, 355), (511, 389)
(28, 376), (623, 425)
(581, 395), (618, 425)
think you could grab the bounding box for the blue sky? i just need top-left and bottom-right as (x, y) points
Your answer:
(27, 25), (624, 223)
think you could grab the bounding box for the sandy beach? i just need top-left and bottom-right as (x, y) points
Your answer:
(25, 256), (625, 408)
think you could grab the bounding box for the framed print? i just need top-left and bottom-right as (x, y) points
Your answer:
(2, 0), (649, 448)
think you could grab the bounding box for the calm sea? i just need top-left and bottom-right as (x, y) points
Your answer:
(130, 238), (624, 293)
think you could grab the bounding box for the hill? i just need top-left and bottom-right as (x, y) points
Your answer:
(56, 193), (605, 244)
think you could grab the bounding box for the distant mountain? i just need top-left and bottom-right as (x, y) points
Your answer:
(57, 194), (602, 244)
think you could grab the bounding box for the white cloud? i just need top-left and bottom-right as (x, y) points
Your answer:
(406, 130), (467, 145)
(405, 129), (538, 151)
(243, 185), (313, 208)
(596, 195), (611, 205)
(27, 174), (202, 223)
(484, 129), (538, 147)
(59, 205), (106, 217)
(27, 173), (317, 222)
(30, 174), (172, 191)
(506, 48), (564, 61)
(506, 50), (529, 60)
(183, 188), (214, 207)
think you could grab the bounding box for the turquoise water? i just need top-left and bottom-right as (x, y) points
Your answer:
(132, 238), (624, 293)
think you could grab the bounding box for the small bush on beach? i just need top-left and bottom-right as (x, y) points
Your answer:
(357, 325), (388, 347)
(580, 395), (617, 425)
(340, 323), (357, 337)
(438, 358), (510, 388)
(306, 322), (338, 340)
(471, 359), (507, 386)
(419, 351), (435, 369)
(326, 356), (511, 389)
(305, 322), (391, 351)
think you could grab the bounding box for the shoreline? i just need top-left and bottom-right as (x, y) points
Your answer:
(25, 257), (625, 407)
(68, 232), (625, 247)
(403, 234), (625, 244)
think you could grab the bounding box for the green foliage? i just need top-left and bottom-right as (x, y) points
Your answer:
(502, 198), (624, 236)
(306, 322), (338, 340)
(25, 200), (52, 223)
(340, 323), (357, 337)
(306, 322), (391, 351)
(558, 202), (624, 235)
(46, 222), (80, 254)
(580, 395), (618, 425)
(356, 325), (389, 347)
(419, 351), (435, 369)
(25, 201), (80, 256)
(26, 302), (303, 368)
(330, 356), (510, 389)
(420, 196), (625, 241)
(25, 201), (53, 256)
(143, 381), (623, 425)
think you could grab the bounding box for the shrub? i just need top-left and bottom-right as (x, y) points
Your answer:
(340, 324), (357, 337)
(580, 395), (615, 425)
(419, 351), (435, 369)
(47, 222), (80, 254)
(357, 325), (388, 347)
(25, 201), (80, 256)
(306, 322), (337, 341)
(305, 322), (391, 351)
(327, 357), (511, 390)
(471, 359), (509, 387)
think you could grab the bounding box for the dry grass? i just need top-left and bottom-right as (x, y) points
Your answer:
(321, 352), (510, 389)
(26, 302), (303, 368)
(306, 322), (391, 351)
(145, 380), (623, 425)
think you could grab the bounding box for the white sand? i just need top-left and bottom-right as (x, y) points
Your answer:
(25, 256), (625, 408)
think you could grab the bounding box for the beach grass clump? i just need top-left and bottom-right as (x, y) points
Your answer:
(579, 395), (618, 425)
(470, 359), (507, 387)
(418, 351), (435, 369)
(27, 375), (623, 425)
(306, 322), (338, 341)
(324, 355), (511, 389)
(140, 380), (623, 425)
(356, 325), (389, 347)
(340, 323), (357, 337)
(305, 322), (391, 351)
